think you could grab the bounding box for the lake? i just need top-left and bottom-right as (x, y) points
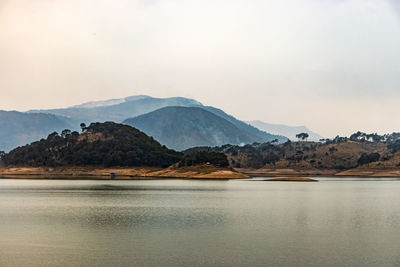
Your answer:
(1, 178), (400, 266)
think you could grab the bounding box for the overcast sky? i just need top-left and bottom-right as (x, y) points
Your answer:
(1, 0), (400, 137)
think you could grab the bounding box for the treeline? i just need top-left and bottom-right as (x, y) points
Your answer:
(179, 151), (229, 167)
(322, 132), (400, 146)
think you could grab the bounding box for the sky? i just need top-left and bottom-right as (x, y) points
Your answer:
(1, 0), (400, 137)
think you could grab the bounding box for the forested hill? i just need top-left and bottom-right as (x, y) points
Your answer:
(2, 122), (182, 167)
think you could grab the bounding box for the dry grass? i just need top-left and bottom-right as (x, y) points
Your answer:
(0, 165), (249, 179)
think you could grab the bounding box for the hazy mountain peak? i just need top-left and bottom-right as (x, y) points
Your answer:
(70, 95), (203, 110)
(70, 95), (151, 109)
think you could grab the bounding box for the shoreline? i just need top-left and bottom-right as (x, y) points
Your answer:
(1, 166), (400, 179)
(238, 168), (400, 178)
(0, 166), (249, 180)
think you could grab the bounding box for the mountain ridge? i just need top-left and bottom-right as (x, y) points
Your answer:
(123, 106), (278, 150)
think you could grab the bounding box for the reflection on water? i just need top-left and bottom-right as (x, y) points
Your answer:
(1, 179), (400, 266)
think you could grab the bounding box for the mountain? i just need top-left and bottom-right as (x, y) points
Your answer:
(3, 122), (182, 167)
(0, 111), (73, 152)
(28, 95), (203, 124)
(123, 106), (284, 150)
(247, 120), (323, 141)
(27, 95), (287, 147)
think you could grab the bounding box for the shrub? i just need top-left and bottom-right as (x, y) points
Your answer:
(358, 153), (380, 166)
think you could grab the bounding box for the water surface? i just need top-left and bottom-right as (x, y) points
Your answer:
(1, 178), (400, 266)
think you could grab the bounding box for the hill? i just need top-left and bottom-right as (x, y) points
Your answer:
(248, 120), (323, 141)
(185, 132), (400, 173)
(123, 106), (274, 151)
(2, 122), (182, 167)
(0, 111), (73, 152)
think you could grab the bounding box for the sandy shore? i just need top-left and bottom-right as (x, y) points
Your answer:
(238, 168), (337, 177)
(238, 168), (400, 178)
(265, 177), (318, 182)
(0, 165), (249, 179)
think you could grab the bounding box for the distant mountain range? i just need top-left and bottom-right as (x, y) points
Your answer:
(0, 111), (73, 152)
(247, 120), (323, 141)
(0, 95), (321, 152)
(124, 106), (284, 150)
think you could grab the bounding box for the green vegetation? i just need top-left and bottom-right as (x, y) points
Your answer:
(358, 153), (381, 166)
(3, 122), (182, 167)
(179, 151), (229, 167)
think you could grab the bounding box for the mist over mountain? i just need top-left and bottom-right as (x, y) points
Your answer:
(248, 120), (323, 142)
(123, 107), (284, 151)
(28, 95), (202, 124)
(0, 111), (73, 152)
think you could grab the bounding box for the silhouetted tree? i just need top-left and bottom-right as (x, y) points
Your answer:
(80, 123), (87, 132)
(61, 129), (72, 138)
(296, 133), (309, 141)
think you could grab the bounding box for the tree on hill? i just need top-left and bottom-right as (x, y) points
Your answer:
(80, 123), (87, 132)
(350, 131), (366, 142)
(296, 133), (309, 141)
(61, 129), (72, 138)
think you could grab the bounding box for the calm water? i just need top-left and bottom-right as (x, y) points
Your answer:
(1, 178), (400, 267)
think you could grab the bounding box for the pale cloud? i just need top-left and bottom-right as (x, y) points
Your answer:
(0, 0), (399, 137)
